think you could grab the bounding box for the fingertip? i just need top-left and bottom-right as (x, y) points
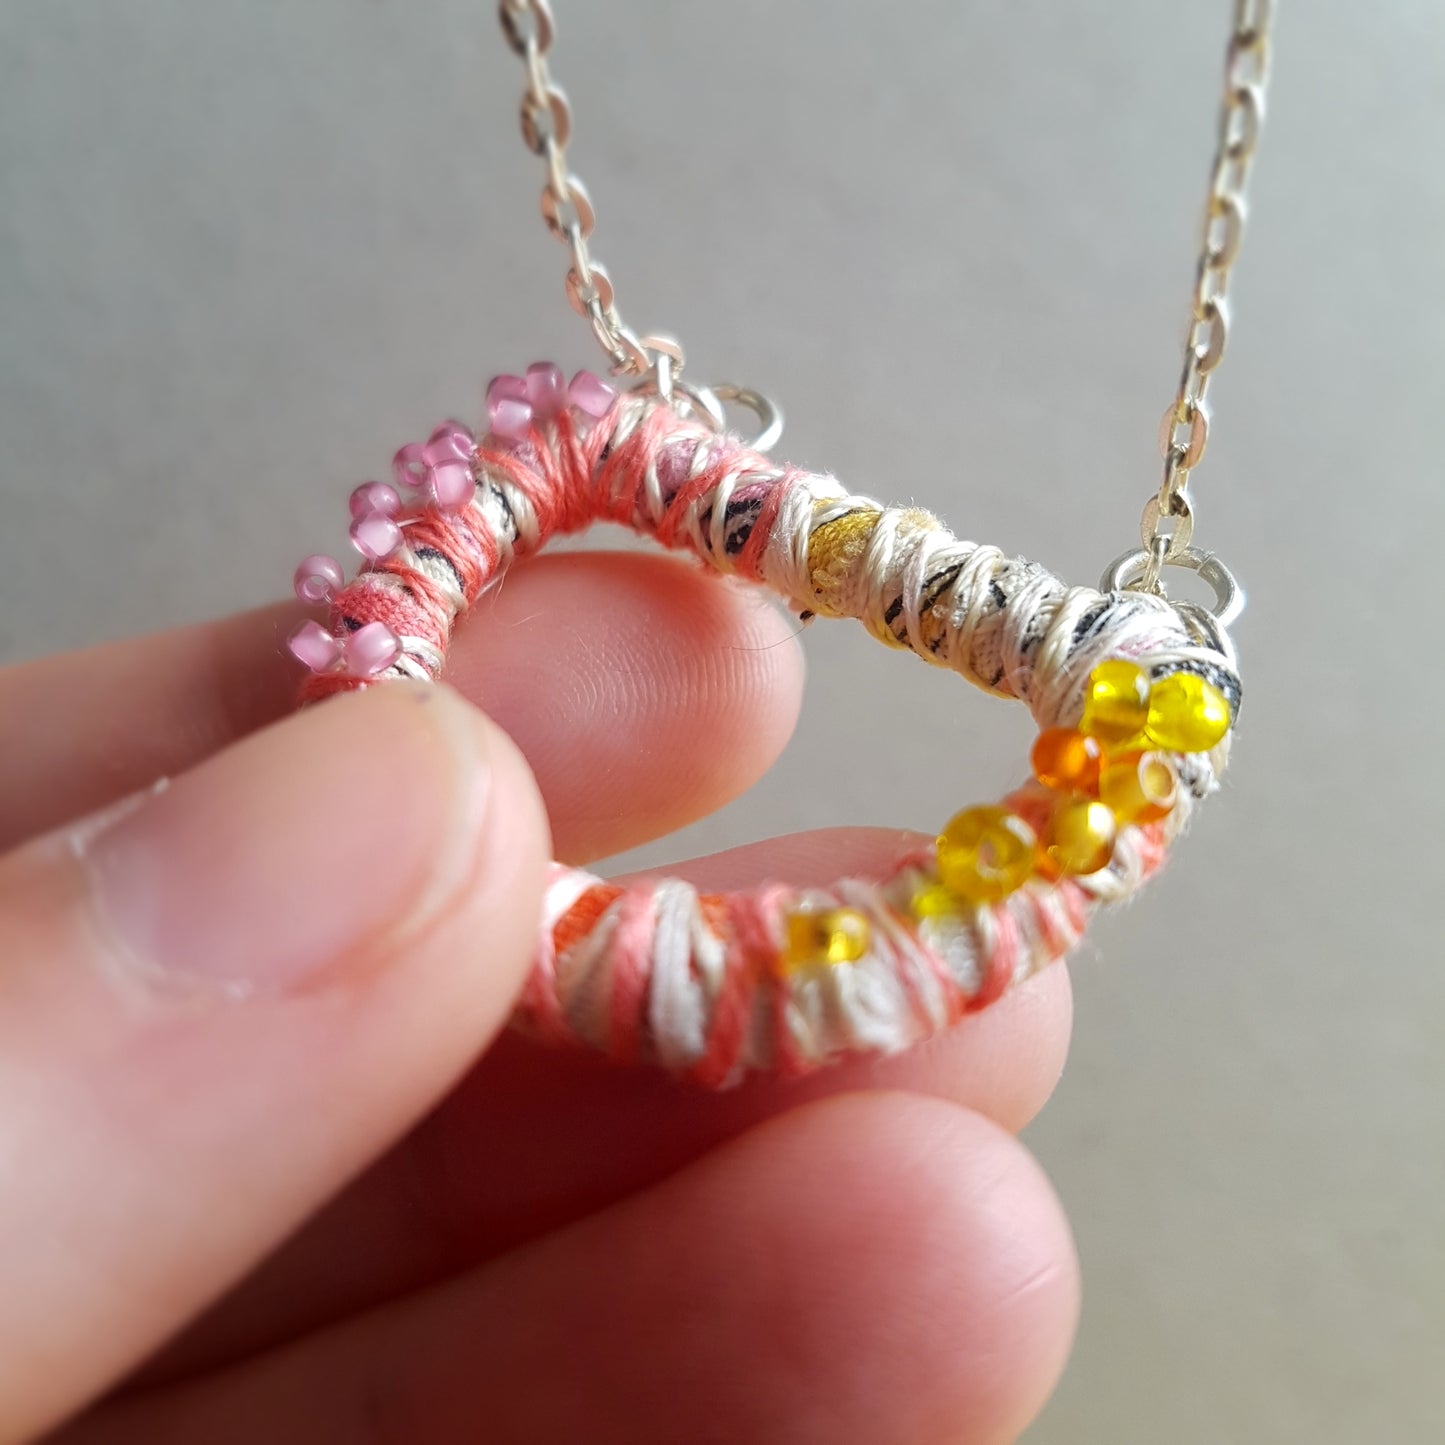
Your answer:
(467, 1089), (1082, 1444)
(695, 1091), (1081, 1444)
(492, 1088), (1083, 1443)
(866, 962), (1074, 1132)
(444, 551), (806, 861)
(415, 682), (553, 1004)
(65, 1096), (1078, 1445)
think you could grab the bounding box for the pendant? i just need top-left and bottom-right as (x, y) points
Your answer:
(288, 363), (1241, 1087)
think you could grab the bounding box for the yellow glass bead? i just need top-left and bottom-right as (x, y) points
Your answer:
(783, 907), (871, 971)
(935, 806), (1038, 905)
(1043, 797), (1117, 876)
(1100, 751), (1181, 825)
(1144, 671), (1232, 753)
(1080, 659), (1152, 746)
(1031, 727), (1104, 794)
(911, 882), (966, 920)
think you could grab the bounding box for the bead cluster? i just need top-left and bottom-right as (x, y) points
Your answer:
(485, 362), (616, 442)
(930, 659), (1231, 910)
(781, 658), (1233, 970)
(285, 363), (616, 679)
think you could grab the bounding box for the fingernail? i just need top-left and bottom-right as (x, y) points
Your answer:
(80, 685), (492, 996)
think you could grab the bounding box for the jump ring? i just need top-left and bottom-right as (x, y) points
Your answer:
(1100, 545), (1245, 628)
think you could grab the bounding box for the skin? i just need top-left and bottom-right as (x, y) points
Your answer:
(0, 551), (1079, 1444)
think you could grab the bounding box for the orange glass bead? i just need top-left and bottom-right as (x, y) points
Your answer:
(1144, 671), (1232, 753)
(1080, 659), (1151, 746)
(783, 907), (871, 971)
(936, 805), (1038, 905)
(1043, 796), (1117, 875)
(1031, 727), (1104, 794)
(1100, 751), (1181, 824)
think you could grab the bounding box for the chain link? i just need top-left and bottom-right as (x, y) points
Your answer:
(1139, 0), (1274, 592)
(495, 0), (1272, 522)
(498, 0), (682, 383)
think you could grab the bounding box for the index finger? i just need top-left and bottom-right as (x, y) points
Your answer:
(0, 551), (806, 862)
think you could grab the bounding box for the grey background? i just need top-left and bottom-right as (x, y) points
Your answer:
(3, 2), (1441, 1440)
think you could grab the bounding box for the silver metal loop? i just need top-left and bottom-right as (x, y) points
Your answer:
(1100, 545), (1244, 629)
(1227, 30), (1270, 90)
(541, 176), (594, 241)
(673, 379), (728, 432)
(1140, 490), (1195, 562)
(565, 260), (614, 317)
(1138, 530), (1171, 594)
(1223, 83), (1263, 160)
(499, 0), (553, 55)
(1159, 399), (1209, 469)
(1174, 599), (1240, 670)
(598, 319), (653, 377)
(1194, 295), (1229, 373)
(628, 378), (783, 454)
(630, 374), (726, 431)
(678, 381), (728, 431)
(637, 333), (686, 367)
(635, 332), (687, 386)
(652, 350), (676, 402)
(519, 86), (570, 154)
(711, 383), (785, 454)
(1204, 193), (1245, 269)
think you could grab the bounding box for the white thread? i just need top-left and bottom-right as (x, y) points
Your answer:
(364, 397), (1241, 1078)
(647, 878), (715, 1068)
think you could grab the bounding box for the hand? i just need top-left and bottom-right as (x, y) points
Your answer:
(0, 551), (1078, 1444)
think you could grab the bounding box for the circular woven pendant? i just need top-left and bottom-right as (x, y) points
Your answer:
(288, 367), (1240, 1087)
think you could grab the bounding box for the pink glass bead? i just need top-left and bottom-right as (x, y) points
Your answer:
(349, 481), (402, 520)
(392, 441), (428, 491)
(288, 620), (343, 673)
(345, 621), (402, 677)
(486, 373), (527, 406)
(525, 361), (567, 418)
(350, 511), (403, 561)
(428, 456), (476, 510)
(568, 369), (616, 419)
(293, 553), (345, 605)
(422, 420), (474, 467)
(489, 396), (533, 441)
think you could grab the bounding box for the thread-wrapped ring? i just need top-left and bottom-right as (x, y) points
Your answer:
(287, 366), (1240, 1086)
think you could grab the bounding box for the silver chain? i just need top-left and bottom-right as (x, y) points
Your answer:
(496, 0), (1272, 597)
(1138, 0), (1274, 593)
(497, 0), (683, 386)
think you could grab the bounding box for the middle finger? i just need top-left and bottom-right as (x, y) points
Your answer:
(144, 827), (1072, 1384)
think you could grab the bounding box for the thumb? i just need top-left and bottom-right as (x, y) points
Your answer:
(0, 682), (548, 1441)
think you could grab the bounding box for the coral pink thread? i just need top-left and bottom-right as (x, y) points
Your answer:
(301, 401), (793, 707)
(289, 373), (1230, 1084)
